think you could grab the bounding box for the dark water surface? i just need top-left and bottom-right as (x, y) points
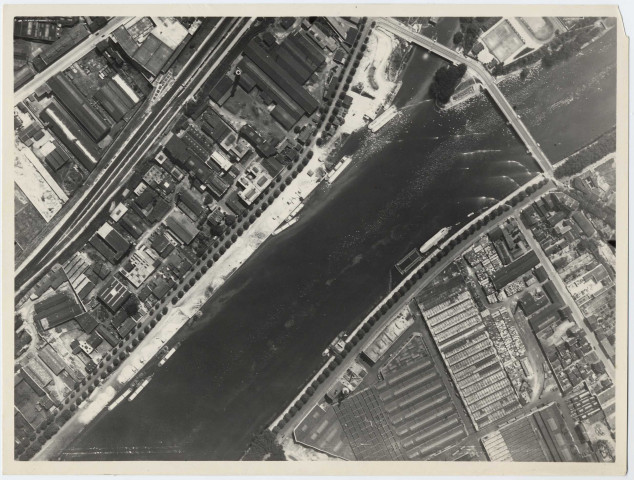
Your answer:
(499, 28), (617, 163)
(63, 20), (613, 461)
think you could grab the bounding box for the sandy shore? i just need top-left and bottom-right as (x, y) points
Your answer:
(35, 144), (353, 460)
(33, 307), (192, 460)
(309, 27), (401, 172)
(340, 28), (401, 135)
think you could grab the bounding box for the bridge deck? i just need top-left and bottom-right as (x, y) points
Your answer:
(377, 19), (554, 177)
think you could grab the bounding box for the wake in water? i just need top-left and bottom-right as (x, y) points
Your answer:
(497, 175), (521, 187)
(461, 149), (503, 155)
(400, 98), (433, 111)
(451, 132), (487, 138)
(505, 159), (533, 172)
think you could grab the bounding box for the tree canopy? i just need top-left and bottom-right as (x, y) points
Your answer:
(429, 64), (467, 104)
(242, 430), (286, 461)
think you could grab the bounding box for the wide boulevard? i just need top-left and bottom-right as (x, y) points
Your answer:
(15, 17), (132, 104)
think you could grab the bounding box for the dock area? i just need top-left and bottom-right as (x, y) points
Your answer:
(326, 156), (353, 184)
(395, 248), (422, 275)
(108, 389), (131, 411)
(368, 106), (398, 133)
(420, 227), (450, 255)
(128, 375), (153, 402)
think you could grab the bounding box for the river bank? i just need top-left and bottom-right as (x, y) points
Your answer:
(272, 175), (550, 461)
(62, 16), (542, 460)
(36, 143), (344, 460)
(35, 21), (402, 461)
(339, 27), (402, 134)
(39, 149), (334, 460)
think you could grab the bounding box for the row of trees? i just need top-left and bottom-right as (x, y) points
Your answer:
(269, 177), (549, 436)
(542, 23), (602, 69)
(17, 147), (315, 459)
(315, 20), (370, 147)
(18, 97), (327, 460)
(21, 19), (376, 461)
(241, 430), (286, 461)
(554, 129), (616, 179)
(492, 18), (602, 77)
(16, 320), (149, 460)
(265, 25), (388, 436)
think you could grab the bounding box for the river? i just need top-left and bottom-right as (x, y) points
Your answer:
(60, 18), (614, 461)
(498, 26), (617, 163)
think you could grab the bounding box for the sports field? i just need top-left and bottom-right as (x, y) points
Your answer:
(519, 17), (556, 42)
(482, 20), (525, 63)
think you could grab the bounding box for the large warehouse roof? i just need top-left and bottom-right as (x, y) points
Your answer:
(48, 74), (110, 142)
(40, 102), (100, 171)
(113, 24), (178, 77)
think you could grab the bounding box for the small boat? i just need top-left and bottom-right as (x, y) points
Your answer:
(419, 227), (450, 254)
(108, 389), (131, 411)
(158, 343), (181, 367)
(326, 156), (353, 184)
(128, 375), (153, 402)
(272, 216), (299, 236)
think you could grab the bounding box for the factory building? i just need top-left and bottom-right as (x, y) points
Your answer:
(48, 73), (110, 142)
(33, 292), (83, 331)
(40, 103), (100, 171)
(417, 281), (521, 429)
(94, 75), (140, 122)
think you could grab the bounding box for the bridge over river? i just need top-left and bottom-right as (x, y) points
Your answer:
(377, 18), (555, 178)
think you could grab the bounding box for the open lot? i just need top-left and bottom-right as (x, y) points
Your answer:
(294, 404), (355, 460)
(15, 185), (47, 257)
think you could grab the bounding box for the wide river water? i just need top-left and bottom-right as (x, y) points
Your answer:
(62, 19), (615, 460)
